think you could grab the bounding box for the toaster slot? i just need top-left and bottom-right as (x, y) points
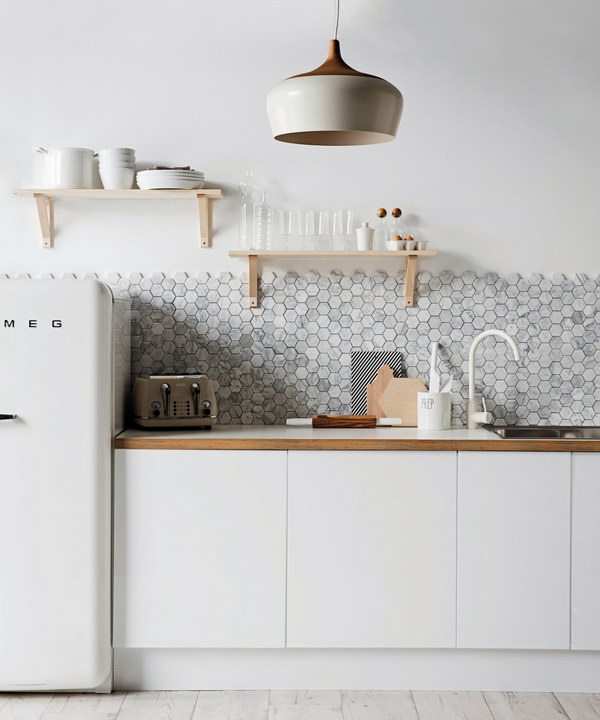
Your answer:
(191, 382), (200, 416)
(160, 383), (171, 416)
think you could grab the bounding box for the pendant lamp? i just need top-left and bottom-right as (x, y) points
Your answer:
(266, 0), (403, 146)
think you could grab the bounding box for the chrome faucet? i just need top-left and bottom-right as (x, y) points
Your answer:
(468, 329), (521, 429)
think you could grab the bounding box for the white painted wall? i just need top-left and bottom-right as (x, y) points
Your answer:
(1, 0), (599, 277)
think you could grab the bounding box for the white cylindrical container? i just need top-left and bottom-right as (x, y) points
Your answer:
(417, 391), (451, 430)
(35, 147), (95, 189)
(356, 222), (374, 251)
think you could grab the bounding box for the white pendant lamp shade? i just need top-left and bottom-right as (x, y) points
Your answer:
(267, 40), (403, 146)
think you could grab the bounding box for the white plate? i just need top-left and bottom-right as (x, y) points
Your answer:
(137, 168), (204, 173)
(137, 171), (204, 178)
(137, 179), (206, 190)
(137, 175), (204, 181)
(137, 170), (204, 176)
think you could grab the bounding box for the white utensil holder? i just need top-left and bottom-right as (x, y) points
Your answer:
(417, 391), (451, 430)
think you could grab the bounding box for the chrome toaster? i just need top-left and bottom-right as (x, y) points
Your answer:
(132, 374), (217, 429)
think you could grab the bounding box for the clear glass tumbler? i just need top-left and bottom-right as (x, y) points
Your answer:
(277, 209), (294, 250)
(317, 210), (332, 250)
(303, 209), (316, 250)
(332, 209), (355, 250)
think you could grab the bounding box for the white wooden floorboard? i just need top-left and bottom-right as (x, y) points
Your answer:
(268, 706), (343, 720)
(40, 714), (120, 720)
(5, 691), (600, 719)
(43, 693), (126, 714)
(0, 693), (54, 720)
(191, 691), (269, 720)
(484, 692), (569, 720)
(555, 694), (600, 720)
(269, 692), (342, 710)
(412, 691), (494, 720)
(268, 691), (343, 720)
(341, 691), (418, 720)
(117, 691), (198, 719)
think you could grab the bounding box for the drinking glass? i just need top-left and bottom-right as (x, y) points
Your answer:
(277, 209), (294, 250)
(332, 209), (355, 250)
(303, 209), (316, 250)
(317, 210), (331, 250)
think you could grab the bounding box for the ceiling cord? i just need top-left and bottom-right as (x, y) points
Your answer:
(334, 0), (340, 39)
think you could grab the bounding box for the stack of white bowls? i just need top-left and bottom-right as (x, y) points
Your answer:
(97, 148), (136, 189)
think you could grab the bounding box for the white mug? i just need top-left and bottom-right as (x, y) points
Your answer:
(417, 391), (451, 430)
(35, 147), (94, 188)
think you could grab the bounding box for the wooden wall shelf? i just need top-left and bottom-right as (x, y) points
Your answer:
(228, 249), (438, 308)
(14, 188), (223, 249)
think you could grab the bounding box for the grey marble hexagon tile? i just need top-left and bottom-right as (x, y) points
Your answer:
(108, 269), (600, 426)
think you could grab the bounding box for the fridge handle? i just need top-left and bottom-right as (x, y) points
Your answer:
(0, 414), (16, 420)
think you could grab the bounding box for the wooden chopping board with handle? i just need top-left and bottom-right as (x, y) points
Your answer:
(366, 365), (427, 426)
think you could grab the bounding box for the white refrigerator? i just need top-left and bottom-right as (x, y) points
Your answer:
(0, 279), (129, 691)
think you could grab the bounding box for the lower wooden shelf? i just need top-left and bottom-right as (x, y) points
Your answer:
(228, 249), (438, 308)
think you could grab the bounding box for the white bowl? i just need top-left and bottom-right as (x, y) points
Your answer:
(98, 154), (135, 161)
(100, 166), (135, 189)
(100, 160), (136, 168)
(97, 152), (135, 162)
(97, 148), (135, 155)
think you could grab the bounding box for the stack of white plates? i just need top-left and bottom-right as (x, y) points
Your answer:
(136, 169), (205, 190)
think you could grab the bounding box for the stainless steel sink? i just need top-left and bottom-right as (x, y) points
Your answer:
(486, 425), (600, 440)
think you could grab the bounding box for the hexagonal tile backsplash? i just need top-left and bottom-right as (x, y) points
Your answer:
(103, 268), (600, 426)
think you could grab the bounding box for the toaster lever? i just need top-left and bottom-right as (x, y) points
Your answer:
(191, 382), (200, 416)
(160, 383), (171, 416)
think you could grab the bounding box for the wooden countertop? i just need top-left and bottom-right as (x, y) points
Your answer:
(114, 426), (600, 451)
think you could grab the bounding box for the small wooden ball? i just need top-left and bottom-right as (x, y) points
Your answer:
(405, 235), (414, 242)
(376, 208), (387, 218)
(391, 207), (402, 218)
(392, 235), (402, 242)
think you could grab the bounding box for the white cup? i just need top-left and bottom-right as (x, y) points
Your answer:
(417, 391), (451, 430)
(405, 238), (417, 251)
(99, 166), (135, 189)
(417, 239), (429, 250)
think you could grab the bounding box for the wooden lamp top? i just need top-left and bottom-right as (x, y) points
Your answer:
(291, 39), (380, 79)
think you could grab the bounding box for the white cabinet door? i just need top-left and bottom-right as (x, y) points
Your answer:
(113, 449), (287, 648)
(572, 453), (600, 650)
(287, 451), (457, 648)
(457, 452), (570, 649)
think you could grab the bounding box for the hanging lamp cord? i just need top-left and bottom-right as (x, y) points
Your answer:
(334, 0), (340, 39)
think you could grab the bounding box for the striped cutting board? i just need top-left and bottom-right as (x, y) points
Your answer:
(350, 351), (404, 415)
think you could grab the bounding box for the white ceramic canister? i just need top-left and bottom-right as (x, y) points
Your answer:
(356, 222), (375, 251)
(34, 147), (94, 189)
(417, 391), (451, 430)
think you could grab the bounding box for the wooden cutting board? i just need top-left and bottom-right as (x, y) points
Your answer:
(367, 365), (427, 426)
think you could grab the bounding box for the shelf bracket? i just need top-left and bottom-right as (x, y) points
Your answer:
(197, 194), (213, 248)
(248, 254), (259, 308)
(33, 193), (53, 249)
(404, 254), (418, 307)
